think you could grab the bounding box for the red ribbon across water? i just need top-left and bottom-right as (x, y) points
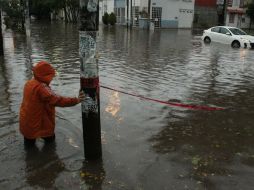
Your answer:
(101, 85), (224, 111)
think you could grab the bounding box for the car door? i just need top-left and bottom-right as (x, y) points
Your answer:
(209, 27), (220, 42)
(218, 27), (233, 45)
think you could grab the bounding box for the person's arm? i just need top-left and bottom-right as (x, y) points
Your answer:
(38, 83), (81, 107)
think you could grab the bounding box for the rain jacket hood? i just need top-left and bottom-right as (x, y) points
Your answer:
(33, 61), (55, 84)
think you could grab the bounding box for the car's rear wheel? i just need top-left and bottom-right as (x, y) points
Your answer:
(231, 41), (240, 48)
(204, 37), (211, 44)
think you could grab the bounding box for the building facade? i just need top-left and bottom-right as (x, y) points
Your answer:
(225, 0), (248, 28)
(126, 0), (195, 28)
(194, 0), (252, 29)
(100, 0), (195, 29)
(114, 0), (126, 25)
(193, 0), (218, 28)
(124, 0), (149, 27)
(150, 0), (195, 28)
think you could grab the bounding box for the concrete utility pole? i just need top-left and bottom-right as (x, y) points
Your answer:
(148, 0), (151, 30)
(148, 0), (151, 19)
(223, 0), (227, 25)
(79, 0), (102, 160)
(218, 0), (227, 25)
(130, 0), (133, 28)
(0, 10), (3, 56)
(25, 0), (30, 37)
(127, 0), (129, 28)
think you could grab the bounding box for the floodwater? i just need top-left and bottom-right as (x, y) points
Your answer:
(1, 22), (254, 190)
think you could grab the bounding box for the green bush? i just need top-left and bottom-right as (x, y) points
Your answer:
(1, 0), (24, 30)
(4, 17), (11, 29)
(102, 12), (109, 25)
(139, 9), (148, 18)
(108, 12), (116, 26)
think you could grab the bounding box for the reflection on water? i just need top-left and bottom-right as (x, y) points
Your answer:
(151, 99), (254, 177)
(80, 160), (105, 190)
(1, 21), (254, 189)
(105, 91), (120, 117)
(25, 142), (65, 188)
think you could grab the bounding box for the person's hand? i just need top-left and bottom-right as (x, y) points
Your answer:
(78, 90), (85, 103)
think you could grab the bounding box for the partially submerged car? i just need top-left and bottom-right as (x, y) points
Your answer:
(202, 26), (254, 49)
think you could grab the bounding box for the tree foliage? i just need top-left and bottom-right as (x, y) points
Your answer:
(30, 0), (79, 22)
(246, 2), (254, 29)
(0, 0), (23, 18)
(108, 12), (116, 26)
(102, 12), (109, 25)
(64, 0), (79, 23)
(102, 12), (116, 26)
(1, 0), (79, 22)
(30, 0), (65, 19)
(0, 0), (23, 29)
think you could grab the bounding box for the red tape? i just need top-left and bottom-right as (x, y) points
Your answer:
(101, 85), (224, 111)
(81, 77), (99, 88)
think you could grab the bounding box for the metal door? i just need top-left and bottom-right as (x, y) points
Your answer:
(152, 7), (162, 28)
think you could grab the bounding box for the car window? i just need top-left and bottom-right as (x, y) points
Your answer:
(229, 28), (247, 35)
(211, 27), (220, 33)
(219, 27), (230, 35)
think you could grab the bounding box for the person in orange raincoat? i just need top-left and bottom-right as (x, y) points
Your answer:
(19, 61), (84, 147)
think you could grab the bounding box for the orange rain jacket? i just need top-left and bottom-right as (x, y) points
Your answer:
(19, 61), (79, 139)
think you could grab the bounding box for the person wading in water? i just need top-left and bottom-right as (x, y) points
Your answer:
(19, 61), (85, 147)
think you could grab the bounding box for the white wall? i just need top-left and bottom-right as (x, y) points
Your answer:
(140, 0), (148, 8)
(178, 0), (194, 28)
(151, 0), (178, 20)
(150, 0), (194, 28)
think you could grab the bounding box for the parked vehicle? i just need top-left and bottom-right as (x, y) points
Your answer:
(202, 26), (254, 49)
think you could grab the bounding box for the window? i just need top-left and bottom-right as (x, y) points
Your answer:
(152, 7), (162, 28)
(228, 0), (233, 7)
(229, 14), (235, 23)
(211, 27), (220, 33)
(242, 17), (245, 23)
(132, 6), (139, 27)
(104, 5), (107, 13)
(219, 27), (230, 35)
(229, 28), (247, 35)
(240, 0), (244, 8)
(233, 0), (240, 7)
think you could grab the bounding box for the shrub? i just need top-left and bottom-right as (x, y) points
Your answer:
(108, 12), (116, 26)
(139, 9), (148, 18)
(102, 12), (109, 25)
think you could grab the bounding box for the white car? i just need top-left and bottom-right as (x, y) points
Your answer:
(202, 26), (254, 48)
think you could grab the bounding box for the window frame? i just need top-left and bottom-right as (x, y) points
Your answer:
(219, 27), (231, 35)
(229, 13), (235, 23)
(211, 27), (220, 33)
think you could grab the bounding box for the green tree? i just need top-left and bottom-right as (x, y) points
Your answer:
(29, 0), (48, 19)
(64, 0), (79, 23)
(102, 12), (109, 25)
(0, 0), (23, 30)
(30, 0), (59, 19)
(1, 0), (80, 26)
(108, 12), (116, 26)
(246, 3), (254, 30)
(30, 0), (78, 22)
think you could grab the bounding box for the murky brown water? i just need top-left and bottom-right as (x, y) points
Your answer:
(1, 21), (254, 189)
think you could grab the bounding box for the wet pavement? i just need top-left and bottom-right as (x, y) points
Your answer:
(1, 21), (254, 189)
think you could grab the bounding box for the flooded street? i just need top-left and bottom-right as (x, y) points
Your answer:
(1, 21), (254, 189)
